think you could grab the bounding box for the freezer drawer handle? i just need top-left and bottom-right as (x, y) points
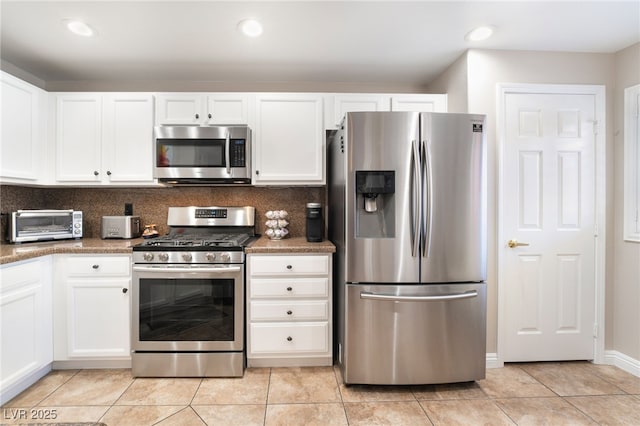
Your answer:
(360, 290), (478, 302)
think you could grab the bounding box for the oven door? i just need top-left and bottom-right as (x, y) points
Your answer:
(132, 264), (244, 352)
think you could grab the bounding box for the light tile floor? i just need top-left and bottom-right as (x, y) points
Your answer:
(2, 362), (639, 425)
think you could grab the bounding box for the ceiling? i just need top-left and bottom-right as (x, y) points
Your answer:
(1, 1), (638, 89)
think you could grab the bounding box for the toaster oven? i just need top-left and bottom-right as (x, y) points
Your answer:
(7, 209), (83, 243)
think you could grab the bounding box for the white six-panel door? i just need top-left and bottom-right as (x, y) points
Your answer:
(501, 90), (597, 361)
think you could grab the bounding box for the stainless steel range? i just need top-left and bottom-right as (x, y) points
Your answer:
(131, 206), (256, 377)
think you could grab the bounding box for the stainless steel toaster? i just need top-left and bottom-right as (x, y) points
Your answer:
(101, 216), (141, 239)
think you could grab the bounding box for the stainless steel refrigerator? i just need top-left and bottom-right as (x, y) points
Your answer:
(328, 111), (487, 385)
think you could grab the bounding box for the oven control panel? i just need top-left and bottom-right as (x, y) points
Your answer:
(133, 251), (243, 264)
(194, 208), (227, 219)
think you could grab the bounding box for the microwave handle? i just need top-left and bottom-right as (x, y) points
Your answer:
(225, 131), (231, 175)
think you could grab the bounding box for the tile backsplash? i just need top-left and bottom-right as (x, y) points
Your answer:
(0, 185), (326, 241)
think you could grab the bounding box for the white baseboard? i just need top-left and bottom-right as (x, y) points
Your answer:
(0, 364), (51, 406)
(603, 350), (640, 377)
(486, 353), (502, 369)
(52, 359), (131, 370)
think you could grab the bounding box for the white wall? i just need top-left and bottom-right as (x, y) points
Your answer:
(429, 49), (620, 356)
(427, 53), (468, 113)
(612, 43), (640, 362)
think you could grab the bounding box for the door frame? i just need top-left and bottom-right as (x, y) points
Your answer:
(496, 83), (606, 365)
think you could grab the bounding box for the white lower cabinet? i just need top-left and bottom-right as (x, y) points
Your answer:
(53, 254), (131, 366)
(247, 253), (332, 367)
(0, 256), (53, 405)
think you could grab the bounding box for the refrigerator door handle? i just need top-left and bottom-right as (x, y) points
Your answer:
(360, 290), (478, 302)
(410, 139), (421, 257)
(422, 139), (434, 257)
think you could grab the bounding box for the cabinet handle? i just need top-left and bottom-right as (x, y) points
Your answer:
(195, 113), (199, 119)
(92, 264), (99, 269)
(208, 113), (212, 119)
(286, 286), (293, 292)
(286, 336), (293, 342)
(106, 170), (112, 176)
(122, 288), (128, 294)
(93, 171), (99, 176)
(286, 265), (292, 270)
(256, 170), (259, 175)
(286, 310), (293, 315)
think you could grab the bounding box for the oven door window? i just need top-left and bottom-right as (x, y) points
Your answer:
(139, 278), (235, 341)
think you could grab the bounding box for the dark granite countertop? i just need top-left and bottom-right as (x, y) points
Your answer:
(1, 236), (335, 265)
(245, 236), (335, 254)
(0, 238), (143, 265)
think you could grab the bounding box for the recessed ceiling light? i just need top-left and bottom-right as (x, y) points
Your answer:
(63, 19), (96, 37)
(238, 19), (263, 37)
(465, 26), (494, 42)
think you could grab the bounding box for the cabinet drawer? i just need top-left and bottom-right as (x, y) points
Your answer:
(250, 300), (328, 321)
(250, 322), (329, 354)
(249, 278), (328, 298)
(66, 256), (130, 277)
(249, 255), (328, 276)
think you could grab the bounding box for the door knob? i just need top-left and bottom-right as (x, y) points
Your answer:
(508, 239), (530, 248)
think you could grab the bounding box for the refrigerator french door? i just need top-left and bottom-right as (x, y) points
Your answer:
(329, 111), (487, 385)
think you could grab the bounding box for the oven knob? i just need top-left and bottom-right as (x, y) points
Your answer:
(158, 253), (169, 262)
(143, 252), (154, 262)
(182, 253), (193, 262)
(205, 253), (217, 262)
(220, 252), (231, 262)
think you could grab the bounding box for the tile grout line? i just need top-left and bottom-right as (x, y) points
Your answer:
(263, 367), (272, 425)
(97, 370), (138, 424)
(31, 369), (81, 410)
(332, 365), (350, 425)
(187, 377), (207, 426)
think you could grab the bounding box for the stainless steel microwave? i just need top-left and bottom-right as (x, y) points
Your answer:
(153, 125), (251, 185)
(8, 209), (83, 243)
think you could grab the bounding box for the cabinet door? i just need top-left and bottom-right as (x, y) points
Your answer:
(254, 94), (324, 185)
(155, 94), (203, 125)
(0, 71), (46, 183)
(102, 94), (155, 183)
(65, 278), (130, 358)
(0, 257), (52, 402)
(55, 94), (102, 182)
(391, 94), (447, 112)
(333, 94), (389, 128)
(206, 94), (251, 125)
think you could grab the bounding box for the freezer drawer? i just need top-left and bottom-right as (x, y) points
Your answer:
(342, 282), (486, 385)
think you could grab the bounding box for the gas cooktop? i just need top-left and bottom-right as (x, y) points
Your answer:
(132, 206), (257, 264)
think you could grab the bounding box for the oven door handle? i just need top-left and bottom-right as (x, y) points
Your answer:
(133, 266), (242, 273)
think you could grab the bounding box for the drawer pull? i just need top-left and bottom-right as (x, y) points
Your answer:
(286, 336), (293, 342)
(92, 264), (99, 269)
(286, 264), (293, 270)
(287, 310), (293, 315)
(286, 286), (293, 292)
(122, 288), (128, 294)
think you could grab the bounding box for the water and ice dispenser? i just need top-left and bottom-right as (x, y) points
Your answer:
(355, 171), (395, 238)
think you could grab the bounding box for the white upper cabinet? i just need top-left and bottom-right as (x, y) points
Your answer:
(55, 93), (155, 185)
(331, 94), (390, 128)
(102, 94), (154, 183)
(390, 94), (447, 113)
(156, 93), (251, 125)
(329, 93), (448, 128)
(55, 94), (103, 182)
(254, 94), (325, 185)
(0, 71), (48, 184)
